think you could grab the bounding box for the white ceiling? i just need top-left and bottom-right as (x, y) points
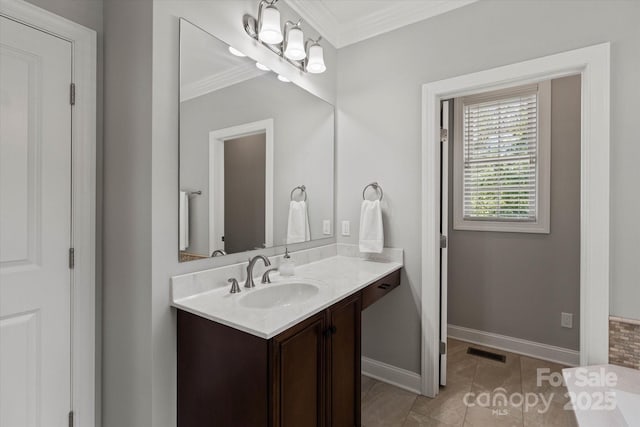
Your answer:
(283, 0), (477, 48)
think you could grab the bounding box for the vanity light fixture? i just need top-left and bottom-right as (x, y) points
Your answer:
(305, 39), (326, 74)
(243, 0), (326, 74)
(283, 21), (306, 61)
(228, 46), (246, 57)
(277, 75), (290, 83)
(257, 1), (283, 44)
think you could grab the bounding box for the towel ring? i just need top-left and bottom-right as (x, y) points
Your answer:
(290, 185), (307, 202)
(362, 182), (383, 201)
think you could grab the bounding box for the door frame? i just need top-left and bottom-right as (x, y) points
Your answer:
(421, 43), (610, 397)
(208, 118), (274, 254)
(0, 0), (97, 423)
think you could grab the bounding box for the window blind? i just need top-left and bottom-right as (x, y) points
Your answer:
(462, 92), (539, 221)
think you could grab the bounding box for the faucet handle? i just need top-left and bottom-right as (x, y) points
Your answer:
(261, 268), (279, 284)
(228, 278), (241, 294)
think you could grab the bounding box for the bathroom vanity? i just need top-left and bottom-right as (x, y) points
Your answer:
(172, 247), (402, 427)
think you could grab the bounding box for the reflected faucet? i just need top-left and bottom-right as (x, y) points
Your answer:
(245, 255), (271, 288)
(211, 249), (227, 257)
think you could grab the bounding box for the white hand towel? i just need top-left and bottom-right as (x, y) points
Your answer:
(287, 200), (311, 244)
(359, 199), (383, 253)
(179, 191), (189, 251)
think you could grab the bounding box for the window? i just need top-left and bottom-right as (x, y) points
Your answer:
(453, 82), (551, 233)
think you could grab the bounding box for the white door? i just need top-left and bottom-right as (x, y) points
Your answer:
(0, 16), (72, 426)
(439, 100), (450, 386)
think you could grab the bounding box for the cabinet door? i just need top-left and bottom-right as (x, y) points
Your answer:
(326, 294), (362, 427)
(271, 312), (326, 427)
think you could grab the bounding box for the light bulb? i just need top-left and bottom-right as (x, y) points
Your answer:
(256, 62), (270, 71)
(258, 5), (283, 44)
(306, 42), (326, 74)
(228, 46), (246, 57)
(284, 26), (306, 61)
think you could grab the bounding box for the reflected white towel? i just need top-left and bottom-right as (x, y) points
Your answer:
(179, 191), (189, 251)
(287, 200), (310, 244)
(359, 199), (383, 253)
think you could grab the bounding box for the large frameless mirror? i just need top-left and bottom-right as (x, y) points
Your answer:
(178, 19), (334, 262)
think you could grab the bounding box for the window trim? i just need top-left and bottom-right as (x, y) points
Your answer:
(453, 81), (551, 233)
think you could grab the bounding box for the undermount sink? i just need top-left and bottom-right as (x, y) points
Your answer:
(239, 282), (320, 309)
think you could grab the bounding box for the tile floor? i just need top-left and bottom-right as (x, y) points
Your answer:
(361, 338), (578, 427)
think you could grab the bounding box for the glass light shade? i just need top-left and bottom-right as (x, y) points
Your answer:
(228, 46), (246, 57)
(306, 43), (326, 74)
(277, 75), (290, 83)
(284, 27), (306, 61)
(256, 62), (270, 71)
(258, 5), (283, 44)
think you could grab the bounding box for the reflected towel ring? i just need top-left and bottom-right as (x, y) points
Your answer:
(290, 185), (307, 202)
(362, 182), (383, 201)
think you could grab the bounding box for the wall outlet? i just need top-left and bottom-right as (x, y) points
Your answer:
(341, 220), (350, 236)
(561, 312), (573, 328)
(322, 220), (331, 235)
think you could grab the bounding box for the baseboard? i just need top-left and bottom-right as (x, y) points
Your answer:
(361, 357), (422, 394)
(448, 324), (580, 366)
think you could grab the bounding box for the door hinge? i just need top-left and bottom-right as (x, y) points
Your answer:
(69, 248), (75, 269)
(440, 234), (447, 249)
(440, 128), (448, 143)
(439, 341), (446, 355)
(68, 411), (74, 427)
(70, 83), (76, 106)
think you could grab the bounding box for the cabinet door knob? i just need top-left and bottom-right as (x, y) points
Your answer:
(323, 326), (338, 337)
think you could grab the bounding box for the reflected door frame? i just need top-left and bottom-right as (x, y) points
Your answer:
(0, 0), (97, 424)
(209, 119), (274, 254)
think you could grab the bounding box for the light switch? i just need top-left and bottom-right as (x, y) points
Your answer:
(341, 220), (350, 236)
(322, 220), (331, 235)
(561, 312), (573, 328)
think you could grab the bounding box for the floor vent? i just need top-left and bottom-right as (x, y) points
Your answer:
(467, 347), (507, 363)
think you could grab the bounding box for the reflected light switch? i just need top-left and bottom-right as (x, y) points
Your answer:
(322, 220), (331, 235)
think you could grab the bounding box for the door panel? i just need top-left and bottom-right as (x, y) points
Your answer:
(272, 313), (325, 427)
(0, 16), (72, 426)
(440, 100), (450, 386)
(223, 133), (266, 253)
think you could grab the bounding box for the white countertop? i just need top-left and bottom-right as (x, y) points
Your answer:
(171, 254), (403, 339)
(563, 364), (640, 427)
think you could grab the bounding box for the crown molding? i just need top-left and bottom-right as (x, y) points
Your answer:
(181, 63), (265, 102)
(283, 0), (339, 47)
(284, 0), (477, 49)
(340, 0), (477, 47)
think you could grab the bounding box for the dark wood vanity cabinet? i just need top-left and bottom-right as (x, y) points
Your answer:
(326, 295), (361, 427)
(270, 293), (361, 427)
(177, 269), (399, 427)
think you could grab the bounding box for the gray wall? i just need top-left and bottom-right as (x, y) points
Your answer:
(180, 76), (334, 255)
(103, 0), (153, 426)
(337, 0), (640, 374)
(448, 76), (581, 351)
(22, 0), (104, 425)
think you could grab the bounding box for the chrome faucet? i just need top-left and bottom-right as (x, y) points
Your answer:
(228, 278), (241, 294)
(261, 268), (279, 284)
(211, 249), (227, 257)
(245, 255), (271, 288)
